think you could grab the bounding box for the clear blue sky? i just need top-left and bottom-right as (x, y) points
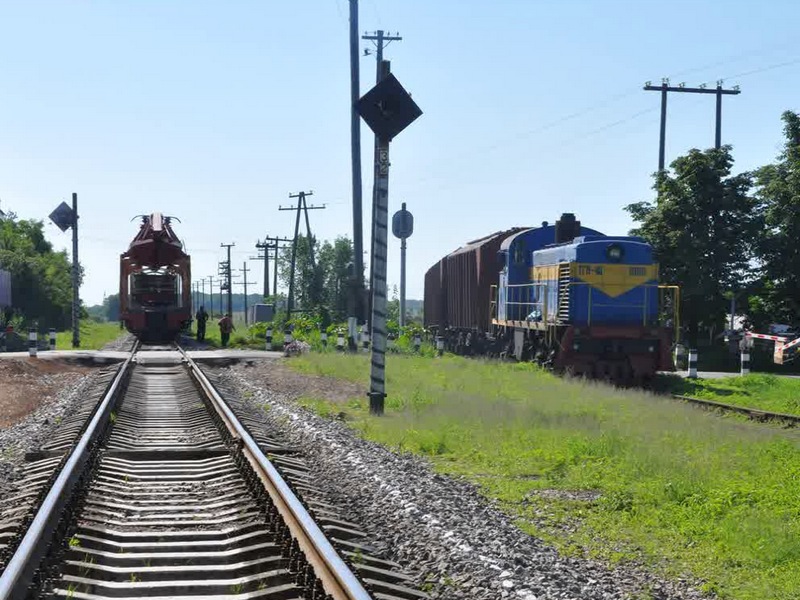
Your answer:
(2, 1), (798, 305)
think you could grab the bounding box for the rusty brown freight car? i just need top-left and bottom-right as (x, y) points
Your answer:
(423, 259), (446, 329)
(425, 228), (527, 332)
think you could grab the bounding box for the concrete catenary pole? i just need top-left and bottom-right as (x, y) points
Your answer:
(348, 0), (364, 338)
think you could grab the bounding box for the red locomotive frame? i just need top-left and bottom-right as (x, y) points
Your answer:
(119, 213), (191, 342)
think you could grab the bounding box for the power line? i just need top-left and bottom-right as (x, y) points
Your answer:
(644, 79), (741, 172)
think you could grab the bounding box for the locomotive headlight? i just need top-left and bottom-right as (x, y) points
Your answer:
(606, 244), (624, 262)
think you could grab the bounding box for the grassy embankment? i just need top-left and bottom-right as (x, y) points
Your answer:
(287, 353), (800, 600)
(661, 372), (800, 415)
(55, 321), (126, 350)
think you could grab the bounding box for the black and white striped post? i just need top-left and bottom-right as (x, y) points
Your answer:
(283, 327), (293, 350)
(687, 348), (698, 378)
(28, 328), (37, 358)
(413, 334), (421, 353)
(49, 328), (56, 351)
(266, 326), (273, 351)
(356, 62), (422, 416)
(740, 348), (750, 375)
(361, 327), (370, 353)
(321, 330), (328, 348)
(337, 332), (345, 351)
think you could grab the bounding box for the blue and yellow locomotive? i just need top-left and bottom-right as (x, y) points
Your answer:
(425, 213), (678, 382)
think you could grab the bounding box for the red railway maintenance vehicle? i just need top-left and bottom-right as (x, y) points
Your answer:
(120, 213), (192, 342)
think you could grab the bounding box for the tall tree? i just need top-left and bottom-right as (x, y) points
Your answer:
(317, 236), (355, 322)
(278, 235), (323, 313)
(753, 111), (800, 326)
(626, 146), (761, 344)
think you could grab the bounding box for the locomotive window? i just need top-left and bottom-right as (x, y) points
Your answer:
(513, 241), (525, 265)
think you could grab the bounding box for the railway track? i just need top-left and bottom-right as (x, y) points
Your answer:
(0, 344), (424, 600)
(671, 393), (800, 426)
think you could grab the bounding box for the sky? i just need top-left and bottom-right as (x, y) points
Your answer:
(1, 0), (799, 306)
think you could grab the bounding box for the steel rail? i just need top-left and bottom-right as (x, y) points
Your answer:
(672, 393), (800, 425)
(179, 347), (373, 600)
(0, 342), (138, 600)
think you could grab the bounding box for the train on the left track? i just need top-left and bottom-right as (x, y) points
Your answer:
(424, 213), (680, 383)
(120, 213), (192, 343)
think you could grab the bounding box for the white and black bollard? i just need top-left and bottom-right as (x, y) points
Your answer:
(321, 331), (328, 348)
(284, 328), (293, 350)
(49, 328), (56, 351)
(436, 335), (444, 357)
(361, 328), (370, 353)
(687, 348), (698, 379)
(414, 334), (421, 352)
(266, 327), (273, 351)
(28, 328), (38, 358)
(337, 332), (345, 351)
(740, 349), (750, 376)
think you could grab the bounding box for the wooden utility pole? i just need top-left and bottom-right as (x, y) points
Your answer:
(644, 79), (740, 171)
(279, 192), (325, 315)
(219, 243), (235, 316)
(238, 262), (252, 325)
(254, 236), (292, 299)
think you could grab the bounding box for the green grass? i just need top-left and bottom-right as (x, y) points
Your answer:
(658, 373), (800, 416)
(287, 353), (800, 599)
(55, 321), (126, 350)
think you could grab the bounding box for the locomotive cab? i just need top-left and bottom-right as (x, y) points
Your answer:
(119, 214), (192, 343)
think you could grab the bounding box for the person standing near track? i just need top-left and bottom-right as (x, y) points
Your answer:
(218, 313), (235, 347)
(195, 306), (209, 342)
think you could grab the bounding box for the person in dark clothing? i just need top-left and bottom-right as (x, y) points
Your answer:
(195, 306), (209, 342)
(218, 314), (235, 347)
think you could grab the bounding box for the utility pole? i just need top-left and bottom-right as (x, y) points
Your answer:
(279, 192), (325, 315)
(215, 278), (224, 321)
(238, 262), (252, 325)
(255, 236), (292, 300)
(220, 243), (235, 316)
(644, 79), (740, 172)
(206, 275), (215, 317)
(349, 0), (364, 338)
(363, 30), (402, 330)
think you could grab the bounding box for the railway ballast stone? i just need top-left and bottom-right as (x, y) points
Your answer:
(217, 362), (713, 600)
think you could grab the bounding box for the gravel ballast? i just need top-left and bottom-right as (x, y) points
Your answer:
(216, 361), (712, 600)
(0, 334), (134, 501)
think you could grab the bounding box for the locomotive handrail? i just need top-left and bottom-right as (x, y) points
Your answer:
(496, 282), (549, 322)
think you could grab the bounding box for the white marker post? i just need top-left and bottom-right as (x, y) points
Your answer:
(28, 328), (37, 358)
(687, 348), (698, 378)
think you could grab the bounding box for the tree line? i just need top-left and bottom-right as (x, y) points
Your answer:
(626, 110), (800, 344)
(0, 211), (76, 330)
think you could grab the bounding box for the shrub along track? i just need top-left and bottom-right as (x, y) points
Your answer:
(0, 343), (424, 600)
